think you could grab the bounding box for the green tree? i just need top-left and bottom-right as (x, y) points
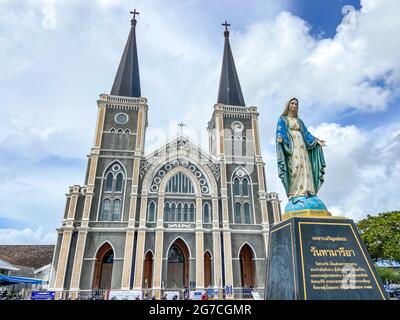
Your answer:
(376, 267), (400, 283)
(357, 211), (400, 261)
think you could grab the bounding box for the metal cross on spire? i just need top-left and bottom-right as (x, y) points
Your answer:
(130, 8), (140, 20)
(177, 121), (186, 134)
(222, 20), (230, 31)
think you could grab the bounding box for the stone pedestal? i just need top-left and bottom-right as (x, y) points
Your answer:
(264, 217), (388, 300)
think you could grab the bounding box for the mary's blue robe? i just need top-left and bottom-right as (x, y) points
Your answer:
(276, 116), (326, 198)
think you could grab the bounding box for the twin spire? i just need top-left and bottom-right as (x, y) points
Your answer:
(111, 14), (245, 107)
(217, 21), (246, 106)
(110, 9), (141, 98)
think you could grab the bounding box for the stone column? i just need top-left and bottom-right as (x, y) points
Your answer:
(54, 185), (81, 299)
(121, 106), (147, 289)
(53, 228), (73, 299)
(132, 194), (148, 288)
(153, 195), (165, 298)
(251, 111), (272, 264)
(270, 192), (282, 223)
(211, 196), (222, 289)
(195, 196), (204, 289)
(215, 111), (234, 298)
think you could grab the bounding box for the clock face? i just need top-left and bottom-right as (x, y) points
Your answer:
(231, 121), (244, 133)
(115, 113), (129, 124)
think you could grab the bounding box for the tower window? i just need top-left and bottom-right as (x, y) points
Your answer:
(112, 199), (121, 221)
(115, 173), (124, 192)
(99, 162), (126, 222)
(242, 178), (249, 196)
(101, 199), (111, 221)
(231, 170), (253, 224)
(234, 202), (242, 224)
(233, 178), (240, 196)
(105, 172), (113, 192)
(244, 203), (251, 224)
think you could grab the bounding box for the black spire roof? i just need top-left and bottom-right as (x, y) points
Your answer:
(217, 21), (245, 107)
(111, 10), (141, 97)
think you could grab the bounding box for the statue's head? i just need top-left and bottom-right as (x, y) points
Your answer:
(282, 97), (299, 118)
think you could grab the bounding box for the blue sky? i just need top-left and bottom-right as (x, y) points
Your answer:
(294, 0), (361, 38)
(0, 0), (399, 244)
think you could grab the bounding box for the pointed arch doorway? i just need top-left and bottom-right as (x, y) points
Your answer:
(143, 251), (153, 288)
(167, 239), (189, 289)
(239, 244), (255, 287)
(204, 251), (212, 287)
(93, 242), (114, 289)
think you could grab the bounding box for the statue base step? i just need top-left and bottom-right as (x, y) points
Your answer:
(264, 216), (388, 300)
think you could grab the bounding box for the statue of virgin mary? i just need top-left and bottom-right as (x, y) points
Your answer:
(276, 98), (329, 219)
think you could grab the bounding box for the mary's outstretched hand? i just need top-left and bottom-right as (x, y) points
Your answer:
(317, 139), (327, 147)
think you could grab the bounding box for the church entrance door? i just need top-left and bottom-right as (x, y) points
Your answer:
(239, 244), (255, 287)
(167, 239), (189, 289)
(143, 251), (153, 288)
(93, 243), (114, 290)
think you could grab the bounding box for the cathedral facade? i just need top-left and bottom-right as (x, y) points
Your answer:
(49, 13), (282, 299)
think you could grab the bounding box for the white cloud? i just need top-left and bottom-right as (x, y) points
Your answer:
(234, 1), (400, 120)
(0, 227), (56, 245)
(0, 0), (399, 244)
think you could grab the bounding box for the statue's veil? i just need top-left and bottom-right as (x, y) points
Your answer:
(281, 97), (299, 117)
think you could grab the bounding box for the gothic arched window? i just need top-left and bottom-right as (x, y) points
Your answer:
(177, 203), (182, 221)
(189, 203), (195, 222)
(183, 203), (189, 222)
(164, 202), (171, 222)
(235, 202), (242, 224)
(112, 199), (121, 221)
(244, 203), (251, 224)
(242, 178), (249, 196)
(105, 173), (113, 192)
(233, 178), (240, 196)
(231, 170), (253, 225)
(165, 173), (195, 194)
(147, 201), (156, 222)
(163, 201), (195, 222)
(115, 173), (124, 192)
(203, 203), (211, 223)
(99, 162), (126, 221)
(101, 199), (111, 221)
(170, 203), (176, 222)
